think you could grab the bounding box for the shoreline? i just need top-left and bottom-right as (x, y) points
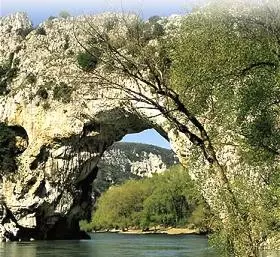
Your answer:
(93, 227), (201, 235)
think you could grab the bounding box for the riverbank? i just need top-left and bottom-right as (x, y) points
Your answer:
(94, 227), (200, 235)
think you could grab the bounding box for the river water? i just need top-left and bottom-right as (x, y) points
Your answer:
(0, 233), (217, 257)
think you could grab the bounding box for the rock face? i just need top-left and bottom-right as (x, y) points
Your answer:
(94, 142), (178, 193)
(0, 12), (260, 242)
(0, 12), (184, 241)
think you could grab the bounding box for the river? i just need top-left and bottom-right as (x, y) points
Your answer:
(0, 233), (217, 257)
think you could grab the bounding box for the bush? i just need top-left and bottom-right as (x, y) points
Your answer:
(36, 27), (47, 36)
(148, 15), (161, 23)
(15, 28), (33, 38)
(85, 165), (211, 232)
(64, 35), (70, 50)
(26, 73), (37, 84)
(48, 16), (57, 21)
(0, 123), (17, 175)
(36, 87), (48, 99)
(0, 61), (18, 95)
(53, 82), (73, 103)
(77, 50), (100, 71)
(42, 102), (51, 110)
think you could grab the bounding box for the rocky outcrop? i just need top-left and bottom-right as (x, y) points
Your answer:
(0, 12), (184, 241)
(94, 142), (178, 193)
(0, 12), (266, 243)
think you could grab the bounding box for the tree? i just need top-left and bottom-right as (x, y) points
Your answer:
(141, 165), (197, 228)
(82, 165), (209, 231)
(76, 2), (280, 256)
(91, 179), (153, 231)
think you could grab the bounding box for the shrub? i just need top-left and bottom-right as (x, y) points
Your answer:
(87, 165), (211, 232)
(53, 82), (73, 103)
(0, 123), (17, 175)
(148, 15), (161, 23)
(26, 73), (37, 84)
(36, 27), (47, 36)
(104, 17), (118, 32)
(143, 22), (164, 41)
(77, 49), (100, 71)
(0, 62), (18, 95)
(15, 28), (33, 38)
(64, 35), (70, 50)
(42, 102), (51, 110)
(36, 87), (48, 99)
(13, 57), (20, 66)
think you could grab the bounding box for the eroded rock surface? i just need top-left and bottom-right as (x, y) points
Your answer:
(0, 12), (266, 243)
(94, 142), (178, 193)
(0, 13), (184, 241)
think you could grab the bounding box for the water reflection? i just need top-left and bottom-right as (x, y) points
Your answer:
(0, 234), (217, 257)
(0, 242), (37, 257)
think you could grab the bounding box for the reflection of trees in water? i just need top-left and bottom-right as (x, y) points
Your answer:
(0, 242), (37, 257)
(0, 235), (218, 257)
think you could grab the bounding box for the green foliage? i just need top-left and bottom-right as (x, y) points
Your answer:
(91, 179), (153, 231)
(0, 58), (18, 95)
(0, 123), (17, 175)
(64, 35), (70, 50)
(42, 102), (51, 110)
(141, 165), (195, 228)
(83, 165), (210, 232)
(36, 27), (47, 36)
(53, 82), (73, 103)
(143, 18), (165, 41)
(36, 86), (48, 100)
(78, 3), (280, 255)
(169, 5), (280, 254)
(77, 49), (100, 71)
(26, 73), (37, 84)
(104, 17), (119, 32)
(93, 142), (177, 193)
(15, 27), (33, 38)
(208, 173), (279, 257)
(79, 220), (93, 232)
(171, 3), (280, 154)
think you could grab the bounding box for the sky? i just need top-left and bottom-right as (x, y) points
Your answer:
(122, 129), (170, 149)
(0, 0), (197, 149)
(0, 0), (198, 25)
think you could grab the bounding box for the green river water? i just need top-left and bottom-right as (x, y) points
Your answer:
(0, 233), (217, 257)
(0, 233), (278, 257)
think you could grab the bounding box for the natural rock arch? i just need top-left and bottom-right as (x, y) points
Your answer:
(0, 12), (213, 241)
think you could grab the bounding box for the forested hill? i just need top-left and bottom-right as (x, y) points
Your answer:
(94, 142), (178, 193)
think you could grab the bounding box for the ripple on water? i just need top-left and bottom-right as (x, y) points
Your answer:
(0, 233), (217, 257)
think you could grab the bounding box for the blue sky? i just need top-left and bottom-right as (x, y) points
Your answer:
(122, 129), (170, 149)
(0, 0), (196, 149)
(0, 0), (196, 25)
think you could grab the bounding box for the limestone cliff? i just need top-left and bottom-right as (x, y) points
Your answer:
(0, 11), (264, 243)
(95, 142), (178, 193)
(0, 12), (183, 241)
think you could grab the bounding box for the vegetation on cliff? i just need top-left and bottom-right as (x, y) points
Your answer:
(94, 142), (177, 193)
(76, 1), (280, 256)
(0, 123), (17, 175)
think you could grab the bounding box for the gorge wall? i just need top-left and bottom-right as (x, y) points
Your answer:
(0, 13), (185, 241)
(0, 12), (254, 242)
(95, 142), (178, 193)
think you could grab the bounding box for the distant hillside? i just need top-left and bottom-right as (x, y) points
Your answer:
(93, 142), (178, 193)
